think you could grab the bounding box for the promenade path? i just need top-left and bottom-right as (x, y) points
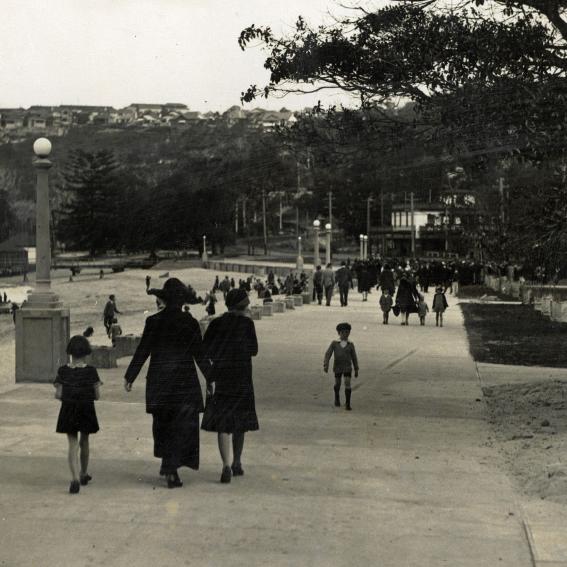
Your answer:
(0, 282), (534, 566)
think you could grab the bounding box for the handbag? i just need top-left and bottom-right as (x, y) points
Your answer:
(392, 304), (400, 317)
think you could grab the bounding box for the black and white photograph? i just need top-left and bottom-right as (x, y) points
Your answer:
(1, 0), (567, 565)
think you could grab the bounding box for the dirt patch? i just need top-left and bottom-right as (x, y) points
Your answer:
(461, 303), (567, 367)
(483, 381), (567, 503)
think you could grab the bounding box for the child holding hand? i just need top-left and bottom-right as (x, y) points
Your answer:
(324, 322), (359, 411)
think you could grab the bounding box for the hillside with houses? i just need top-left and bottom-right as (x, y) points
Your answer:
(0, 103), (298, 144)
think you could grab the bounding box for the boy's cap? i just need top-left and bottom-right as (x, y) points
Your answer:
(336, 322), (352, 332)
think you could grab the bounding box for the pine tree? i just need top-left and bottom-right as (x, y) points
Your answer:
(56, 149), (122, 255)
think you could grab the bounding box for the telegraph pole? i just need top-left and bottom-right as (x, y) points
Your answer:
(235, 201), (239, 234)
(366, 196), (373, 257)
(262, 189), (268, 256)
(380, 189), (385, 255)
(279, 194), (283, 234)
(410, 191), (415, 256)
(328, 190), (333, 249)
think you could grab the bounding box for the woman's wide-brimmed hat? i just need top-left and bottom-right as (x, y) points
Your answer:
(147, 278), (192, 305)
(226, 288), (250, 310)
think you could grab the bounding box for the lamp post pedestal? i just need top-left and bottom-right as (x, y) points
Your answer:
(202, 236), (208, 266)
(16, 152), (70, 383)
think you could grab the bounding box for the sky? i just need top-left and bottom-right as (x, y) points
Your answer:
(0, 0), (366, 112)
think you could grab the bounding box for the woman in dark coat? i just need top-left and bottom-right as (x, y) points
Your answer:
(124, 278), (208, 489)
(378, 265), (395, 296)
(202, 288), (259, 484)
(395, 274), (420, 326)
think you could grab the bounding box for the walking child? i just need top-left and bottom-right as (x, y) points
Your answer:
(417, 294), (429, 326)
(109, 317), (123, 346)
(379, 288), (393, 324)
(205, 288), (217, 316)
(432, 286), (449, 327)
(53, 336), (102, 494)
(323, 323), (359, 410)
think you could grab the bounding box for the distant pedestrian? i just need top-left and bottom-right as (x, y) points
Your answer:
(103, 295), (121, 337)
(213, 275), (220, 292)
(323, 322), (359, 411)
(379, 289), (393, 325)
(230, 277), (235, 289)
(145, 275), (151, 290)
(109, 318), (123, 346)
(53, 335), (102, 494)
(219, 276), (231, 300)
(11, 302), (19, 324)
(322, 263), (335, 306)
(99, 269), (104, 279)
(432, 286), (449, 327)
(417, 294), (429, 326)
(335, 261), (353, 307)
(205, 289), (217, 316)
(312, 265), (323, 305)
(3, 292), (7, 303)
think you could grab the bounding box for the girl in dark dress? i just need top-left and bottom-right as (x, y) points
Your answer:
(54, 335), (102, 494)
(202, 288), (259, 484)
(124, 278), (208, 489)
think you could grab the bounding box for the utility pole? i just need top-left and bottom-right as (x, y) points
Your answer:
(410, 191), (415, 257)
(235, 201), (239, 234)
(380, 189), (386, 255)
(279, 194), (283, 234)
(328, 190), (333, 250)
(242, 197), (247, 229)
(499, 176), (506, 227)
(366, 196), (373, 257)
(296, 206), (299, 236)
(262, 189), (268, 256)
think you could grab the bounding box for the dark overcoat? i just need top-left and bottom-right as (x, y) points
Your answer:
(201, 311), (259, 433)
(395, 279), (420, 311)
(125, 307), (206, 414)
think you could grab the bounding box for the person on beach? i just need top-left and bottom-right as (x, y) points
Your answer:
(109, 318), (123, 346)
(54, 335), (102, 494)
(124, 278), (209, 489)
(432, 286), (449, 327)
(145, 275), (151, 291)
(201, 288), (259, 484)
(379, 289), (393, 324)
(417, 294), (429, 326)
(103, 295), (121, 337)
(323, 322), (359, 411)
(205, 289), (218, 316)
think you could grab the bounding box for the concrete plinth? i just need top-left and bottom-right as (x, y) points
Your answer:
(89, 346), (117, 369)
(15, 306), (70, 383)
(272, 301), (285, 313)
(301, 292), (311, 305)
(113, 334), (142, 358)
(284, 297), (295, 310)
(292, 294), (304, 307)
(250, 306), (263, 320)
(262, 303), (273, 316)
(551, 301), (567, 322)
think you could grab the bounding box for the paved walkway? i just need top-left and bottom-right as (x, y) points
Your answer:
(0, 289), (537, 566)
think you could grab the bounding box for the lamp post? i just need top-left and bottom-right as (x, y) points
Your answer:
(363, 235), (368, 260)
(16, 138), (70, 383)
(296, 236), (304, 271)
(325, 223), (332, 265)
(202, 235), (208, 264)
(313, 219), (321, 268)
(359, 234), (364, 260)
